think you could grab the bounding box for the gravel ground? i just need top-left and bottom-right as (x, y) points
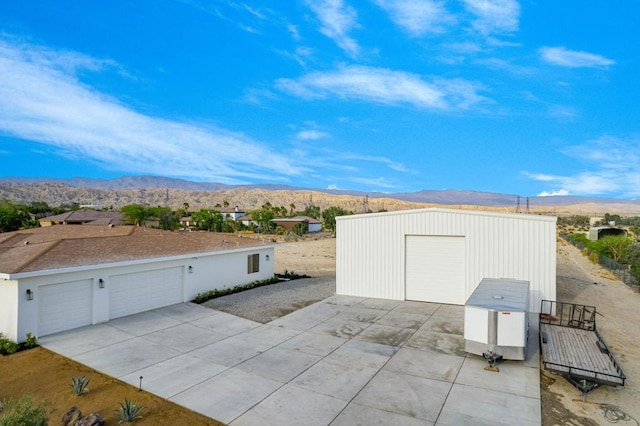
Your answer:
(202, 276), (336, 323)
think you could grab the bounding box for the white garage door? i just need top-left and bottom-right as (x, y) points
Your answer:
(109, 267), (183, 319)
(39, 279), (93, 336)
(405, 235), (466, 305)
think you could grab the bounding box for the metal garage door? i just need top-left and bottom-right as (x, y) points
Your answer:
(38, 279), (93, 336)
(109, 267), (183, 319)
(405, 235), (466, 304)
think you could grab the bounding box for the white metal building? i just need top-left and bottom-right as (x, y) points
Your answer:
(336, 208), (556, 312)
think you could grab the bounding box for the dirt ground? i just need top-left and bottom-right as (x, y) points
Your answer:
(2, 234), (638, 425)
(542, 238), (640, 426)
(0, 347), (221, 425)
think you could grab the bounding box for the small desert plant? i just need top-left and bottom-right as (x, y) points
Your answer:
(0, 394), (48, 426)
(24, 333), (38, 349)
(71, 375), (90, 396)
(115, 399), (144, 424)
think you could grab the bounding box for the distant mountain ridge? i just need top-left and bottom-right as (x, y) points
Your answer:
(1, 175), (639, 213)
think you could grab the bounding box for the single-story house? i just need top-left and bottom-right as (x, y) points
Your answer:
(588, 226), (627, 241)
(0, 226), (275, 342)
(39, 209), (124, 227)
(336, 208), (557, 312)
(271, 216), (323, 233)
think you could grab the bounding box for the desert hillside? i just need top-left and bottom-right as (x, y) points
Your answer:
(2, 181), (640, 216)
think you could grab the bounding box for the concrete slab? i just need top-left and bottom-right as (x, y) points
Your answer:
(38, 323), (132, 356)
(354, 369), (452, 423)
(189, 336), (262, 367)
(40, 297), (541, 426)
(140, 322), (227, 353)
(405, 329), (466, 357)
(236, 346), (322, 383)
(292, 358), (379, 400)
(191, 311), (261, 336)
(354, 323), (416, 347)
(325, 339), (398, 369)
(309, 317), (372, 338)
(170, 368), (282, 425)
(437, 383), (541, 426)
(375, 310), (431, 329)
(152, 302), (218, 322)
(233, 324), (300, 352)
(383, 347), (464, 383)
(456, 356), (540, 399)
(108, 310), (182, 336)
(355, 297), (403, 311)
(277, 330), (347, 356)
(232, 384), (348, 426)
(331, 402), (430, 426)
(120, 354), (227, 398)
(74, 338), (181, 378)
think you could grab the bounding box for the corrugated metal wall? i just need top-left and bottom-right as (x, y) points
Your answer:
(336, 208), (556, 312)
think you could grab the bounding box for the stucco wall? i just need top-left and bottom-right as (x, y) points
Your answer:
(6, 246), (274, 341)
(0, 279), (19, 342)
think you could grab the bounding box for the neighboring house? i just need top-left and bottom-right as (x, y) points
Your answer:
(588, 226), (627, 241)
(39, 209), (124, 227)
(214, 206), (245, 221)
(271, 216), (323, 233)
(336, 208), (557, 312)
(237, 214), (255, 227)
(0, 225), (275, 342)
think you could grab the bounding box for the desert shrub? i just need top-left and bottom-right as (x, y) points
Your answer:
(71, 375), (90, 396)
(24, 333), (38, 349)
(588, 253), (600, 264)
(115, 399), (144, 424)
(2, 341), (18, 355)
(0, 394), (48, 426)
(193, 275), (280, 304)
(582, 247), (589, 257)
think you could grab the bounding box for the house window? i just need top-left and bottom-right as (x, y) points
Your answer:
(247, 253), (260, 273)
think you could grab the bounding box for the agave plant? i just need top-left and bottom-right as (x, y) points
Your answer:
(115, 399), (144, 424)
(71, 375), (90, 395)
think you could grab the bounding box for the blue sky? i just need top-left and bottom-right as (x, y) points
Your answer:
(0, 1), (638, 198)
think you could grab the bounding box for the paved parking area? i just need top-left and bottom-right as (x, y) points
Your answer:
(40, 296), (541, 425)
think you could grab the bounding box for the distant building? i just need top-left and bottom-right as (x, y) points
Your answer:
(588, 226), (627, 241)
(39, 209), (124, 227)
(214, 206), (245, 221)
(271, 216), (323, 233)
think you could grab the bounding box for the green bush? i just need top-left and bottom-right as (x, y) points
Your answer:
(0, 394), (48, 426)
(115, 399), (144, 424)
(24, 333), (38, 349)
(193, 276), (280, 304)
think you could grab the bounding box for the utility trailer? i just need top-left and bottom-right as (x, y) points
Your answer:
(464, 278), (530, 371)
(539, 300), (626, 399)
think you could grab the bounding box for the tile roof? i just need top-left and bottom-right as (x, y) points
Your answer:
(39, 209), (124, 225)
(0, 226), (270, 275)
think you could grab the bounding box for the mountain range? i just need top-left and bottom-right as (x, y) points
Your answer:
(1, 176), (639, 215)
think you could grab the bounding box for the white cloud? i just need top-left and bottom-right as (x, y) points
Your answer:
(0, 39), (306, 184)
(306, 0), (360, 56)
(462, 0), (520, 34)
(526, 136), (640, 197)
(295, 130), (330, 140)
(373, 0), (455, 36)
(539, 46), (615, 68)
(276, 65), (486, 110)
(537, 189), (569, 197)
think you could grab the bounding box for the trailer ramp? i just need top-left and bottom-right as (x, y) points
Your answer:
(539, 300), (625, 399)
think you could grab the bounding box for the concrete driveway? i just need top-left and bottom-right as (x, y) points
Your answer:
(40, 296), (541, 425)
